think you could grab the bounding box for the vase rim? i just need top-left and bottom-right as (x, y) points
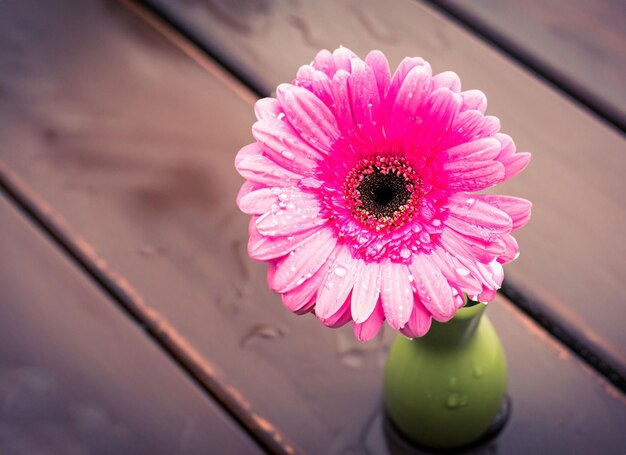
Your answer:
(455, 301), (487, 320)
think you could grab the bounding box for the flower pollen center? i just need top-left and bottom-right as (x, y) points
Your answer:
(343, 155), (421, 232)
(358, 170), (411, 218)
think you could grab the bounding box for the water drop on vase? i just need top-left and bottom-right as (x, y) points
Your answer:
(445, 393), (468, 409)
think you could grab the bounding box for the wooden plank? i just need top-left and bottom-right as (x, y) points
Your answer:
(432, 0), (626, 130)
(0, 194), (262, 454)
(0, 0), (625, 453)
(144, 0), (626, 382)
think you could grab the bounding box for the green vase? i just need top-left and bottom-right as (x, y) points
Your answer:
(384, 302), (509, 450)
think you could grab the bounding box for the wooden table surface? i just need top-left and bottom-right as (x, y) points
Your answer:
(146, 0), (626, 385)
(1, 0), (624, 453)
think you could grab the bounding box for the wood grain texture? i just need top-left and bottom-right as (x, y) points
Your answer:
(0, 0), (624, 453)
(433, 0), (626, 129)
(145, 0), (626, 381)
(0, 195), (262, 454)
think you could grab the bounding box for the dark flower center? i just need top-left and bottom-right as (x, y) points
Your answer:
(357, 170), (412, 219)
(341, 155), (422, 232)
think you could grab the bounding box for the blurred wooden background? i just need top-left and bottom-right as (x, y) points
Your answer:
(1, 0), (624, 453)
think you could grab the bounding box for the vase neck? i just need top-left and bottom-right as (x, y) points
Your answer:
(419, 303), (486, 348)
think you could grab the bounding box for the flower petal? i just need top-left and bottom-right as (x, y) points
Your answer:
(446, 137), (501, 162)
(319, 297), (352, 328)
(478, 195), (532, 230)
(412, 87), (462, 152)
(444, 109), (487, 147)
(432, 71), (461, 92)
(236, 180), (262, 210)
(253, 120), (320, 175)
(276, 83), (340, 152)
(460, 89), (487, 113)
(387, 65), (432, 143)
(429, 247), (483, 296)
(330, 69), (360, 139)
(293, 65), (334, 108)
(316, 245), (359, 320)
(235, 142), (261, 167)
(399, 300), (432, 338)
(410, 254), (457, 322)
(255, 190), (326, 236)
(494, 133), (531, 178)
(440, 231), (502, 290)
(496, 234), (519, 264)
(238, 187), (277, 215)
(500, 151), (531, 179)
(478, 288), (497, 303)
(248, 221), (319, 261)
(444, 159), (505, 191)
(380, 261), (414, 330)
(387, 56), (431, 106)
(281, 259), (330, 313)
(268, 227), (337, 293)
(480, 115), (500, 137)
(333, 47), (358, 72)
(354, 302), (385, 341)
(365, 50), (391, 100)
(351, 261), (382, 323)
(236, 152), (303, 186)
(254, 97), (282, 121)
(312, 49), (336, 77)
(349, 57), (382, 141)
(450, 231), (506, 263)
(445, 194), (512, 242)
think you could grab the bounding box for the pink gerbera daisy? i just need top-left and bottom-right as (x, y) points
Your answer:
(235, 48), (531, 341)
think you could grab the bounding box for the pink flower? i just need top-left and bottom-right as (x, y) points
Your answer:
(235, 48), (531, 341)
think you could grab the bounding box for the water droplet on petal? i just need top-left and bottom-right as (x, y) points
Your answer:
(281, 150), (295, 160)
(334, 266), (347, 277)
(455, 267), (470, 276)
